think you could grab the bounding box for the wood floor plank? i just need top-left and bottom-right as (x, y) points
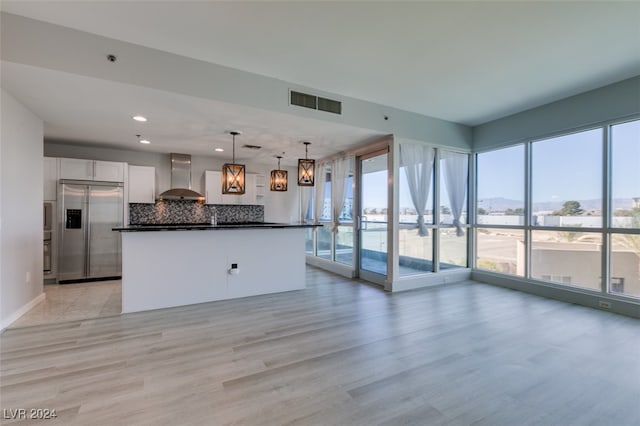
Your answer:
(1, 266), (639, 425)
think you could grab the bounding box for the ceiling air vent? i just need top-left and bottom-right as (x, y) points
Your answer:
(290, 91), (317, 110)
(242, 144), (262, 150)
(290, 90), (342, 115)
(318, 97), (342, 115)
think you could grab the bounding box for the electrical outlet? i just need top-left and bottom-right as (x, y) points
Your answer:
(26, 272), (31, 283)
(598, 300), (612, 309)
(228, 263), (240, 275)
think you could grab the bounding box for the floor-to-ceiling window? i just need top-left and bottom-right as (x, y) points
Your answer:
(474, 117), (640, 300)
(303, 187), (314, 255)
(610, 119), (640, 298)
(395, 145), (470, 276)
(531, 128), (603, 291)
(306, 158), (355, 268)
(316, 163), (332, 260)
(476, 145), (525, 276)
(398, 145), (435, 275)
(306, 139), (471, 285)
(358, 151), (389, 278)
(439, 151), (469, 270)
(335, 172), (354, 266)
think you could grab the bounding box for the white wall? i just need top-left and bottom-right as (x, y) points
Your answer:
(4, 13), (472, 150)
(1, 89), (44, 330)
(473, 76), (640, 150)
(44, 142), (300, 223)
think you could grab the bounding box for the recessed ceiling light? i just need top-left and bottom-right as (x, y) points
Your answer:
(215, 148), (224, 152)
(132, 115), (147, 122)
(139, 139), (151, 144)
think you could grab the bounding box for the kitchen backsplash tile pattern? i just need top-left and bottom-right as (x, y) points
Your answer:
(129, 200), (264, 224)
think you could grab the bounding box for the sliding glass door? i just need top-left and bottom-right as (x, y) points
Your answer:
(358, 150), (389, 284)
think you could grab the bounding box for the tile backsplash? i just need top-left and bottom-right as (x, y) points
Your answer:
(129, 200), (264, 225)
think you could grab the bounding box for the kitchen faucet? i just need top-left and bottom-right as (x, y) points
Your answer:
(210, 208), (218, 226)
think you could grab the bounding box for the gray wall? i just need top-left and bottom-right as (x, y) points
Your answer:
(1, 89), (44, 330)
(473, 76), (640, 151)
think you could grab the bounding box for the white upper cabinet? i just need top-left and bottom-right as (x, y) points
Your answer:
(128, 165), (156, 203)
(43, 157), (58, 201)
(94, 160), (125, 182)
(204, 171), (223, 205)
(59, 158), (94, 180)
(58, 158), (125, 182)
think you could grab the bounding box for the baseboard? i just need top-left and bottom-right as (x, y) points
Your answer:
(305, 256), (356, 278)
(391, 269), (471, 292)
(472, 270), (640, 319)
(0, 292), (46, 332)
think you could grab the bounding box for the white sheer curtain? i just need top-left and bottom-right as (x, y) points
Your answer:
(442, 151), (468, 236)
(313, 161), (327, 225)
(400, 143), (435, 236)
(330, 156), (353, 233)
(299, 187), (311, 223)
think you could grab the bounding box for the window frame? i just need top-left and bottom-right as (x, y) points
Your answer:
(472, 115), (640, 301)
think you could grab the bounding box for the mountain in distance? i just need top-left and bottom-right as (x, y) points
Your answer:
(477, 197), (524, 211)
(477, 197), (635, 213)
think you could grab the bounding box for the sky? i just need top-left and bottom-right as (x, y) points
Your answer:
(362, 159), (457, 210)
(478, 119), (640, 203)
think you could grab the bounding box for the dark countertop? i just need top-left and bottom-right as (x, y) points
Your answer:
(113, 222), (319, 232)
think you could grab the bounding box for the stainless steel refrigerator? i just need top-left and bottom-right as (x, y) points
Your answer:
(58, 180), (124, 283)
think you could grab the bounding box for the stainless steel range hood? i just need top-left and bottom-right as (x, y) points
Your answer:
(158, 154), (205, 201)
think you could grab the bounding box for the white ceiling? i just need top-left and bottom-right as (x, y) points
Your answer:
(2, 1), (639, 162)
(2, 61), (378, 165)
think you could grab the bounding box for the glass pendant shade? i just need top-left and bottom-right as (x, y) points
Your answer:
(270, 156), (288, 191)
(222, 131), (245, 195)
(297, 142), (315, 186)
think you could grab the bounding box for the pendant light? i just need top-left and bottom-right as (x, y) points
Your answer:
(222, 131), (245, 195)
(298, 141), (315, 186)
(270, 155), (288, 192)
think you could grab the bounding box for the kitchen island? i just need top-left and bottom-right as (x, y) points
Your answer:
(113, 223), (316, 313)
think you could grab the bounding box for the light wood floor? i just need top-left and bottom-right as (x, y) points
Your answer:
(1, 266), (638, 425)
(10, 280), (121, 328)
